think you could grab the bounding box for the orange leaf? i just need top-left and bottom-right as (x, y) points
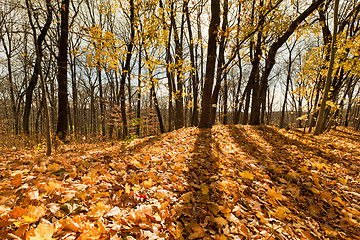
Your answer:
(26, 222), (55, 240)
(301, 229), (316, 240)
(267, 187), (283, 201)
(11, 174), (22, 188)
(10, 207), (27, 219)
(27, 205), (46, 221)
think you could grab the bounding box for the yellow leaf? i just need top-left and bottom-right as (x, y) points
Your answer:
(218, 235), (227, 240)
(88, 202), (110, 219)
(23, 215), (37, 223)
(45, 181), (61, 193)
(239, 223), (250, 236)
(61, 217), (80, 232)
(239, 170), (254, 180)
(27, 222), (55, 240)
(143, 178), (153, 188)
(267, 187), (283, 201)
(213, 217), (228, 227)
(301, 229), (316, 240)
(200, 183), (209, 195)
(334, 196), (345, 205)
(48, 163), (61, 172)
(274, 206), (291, 220)
(27, 205), (46, 221)
(125, 183), (131, 194)
(338, 177), (347, 184)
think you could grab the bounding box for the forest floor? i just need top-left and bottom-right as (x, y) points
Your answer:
(0, 125), (360, 240)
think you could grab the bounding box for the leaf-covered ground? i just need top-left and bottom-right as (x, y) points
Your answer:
(1, 125), (360, 240)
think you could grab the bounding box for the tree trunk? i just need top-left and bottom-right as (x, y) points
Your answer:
(210, 0), (228, 125)
(71, 52), (78, 136)
(314, 0), (339, 135)
(279, 43), (294, 128)
(1, 31), (18, 134)
(119, 0), (135, 138)
(136, 45), (142, 136)
(250, 0), (325, 125)
(23, 0), (52, 135)
(150, 77), (165, 134)
(98, 65), (106, 136)
(26, 0), (52, 155)
(56, 0), (70, 141)
(185, 0), (199, 127)
(170, 2), (184, 129)
(199, 0), (220, 128)
(223, 75), (228, 125)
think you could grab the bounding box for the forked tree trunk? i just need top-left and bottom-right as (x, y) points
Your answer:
(23, 0), (52, 136)
(199, 0), (220, 128)
(314, 0), (339, 135)
(26, 0), (52, 155)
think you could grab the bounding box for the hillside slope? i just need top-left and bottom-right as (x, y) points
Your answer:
(0, 125), (360, 239)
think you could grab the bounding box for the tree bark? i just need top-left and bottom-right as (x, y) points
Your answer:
(279, 42), (294, 128)
(23, 0), (52, 135)
(184, 0), (199, 127)
(119, 0), (135, 138)
(170, 2), (184, 129)
(56, 0), (70, 141)
(26, 0), (52, 155)
(314, 0), (339, 135)
(210, 0), (229, 125)
(1, 29), (18, 134)
(199, 0), (220, 128)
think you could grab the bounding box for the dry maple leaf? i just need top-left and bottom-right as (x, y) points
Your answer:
(26, 222), (55, 240)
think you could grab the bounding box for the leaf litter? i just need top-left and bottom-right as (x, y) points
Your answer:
(0, 125), (360, 239)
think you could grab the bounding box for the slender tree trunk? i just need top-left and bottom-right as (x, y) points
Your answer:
(314, 0), (339, 135)
(170, 2), (184, 129)
(71, 54), (78, 136)
(26, 0), (52, 155)
(56, 0), (70, 141)
(250, 0), (325, 125)
(98, 65), (106, 136)
(150, 77), (165, 133)
(185, 0), (199, 127)
(223, 75), (228, 125)
(1, 32), (18, 134)
(119, 0), (135, 138)
(233, 59), (243, 124)
(136, 46), (142, 136)
(23, 0), (52, 135)
(279, 43), (294, 128)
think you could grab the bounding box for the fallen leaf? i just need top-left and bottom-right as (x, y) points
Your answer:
(27, 222), (55, 240)
(239, 170), (254, 180)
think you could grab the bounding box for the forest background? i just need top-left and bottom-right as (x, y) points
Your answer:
(0, 0), (360, 150)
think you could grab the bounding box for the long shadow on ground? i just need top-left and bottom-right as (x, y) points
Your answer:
(225, 125), (360, 239)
